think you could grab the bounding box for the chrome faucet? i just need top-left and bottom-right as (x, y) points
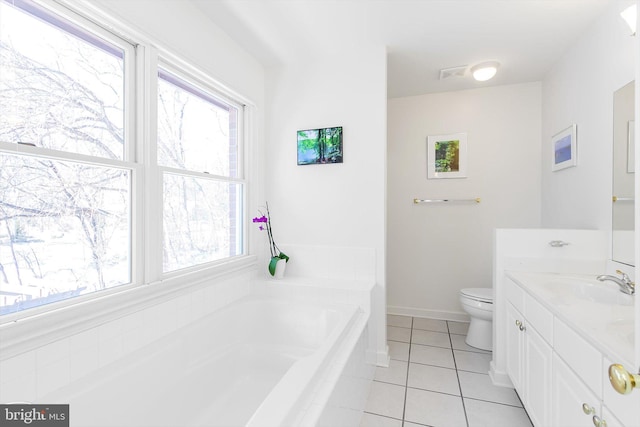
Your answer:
(597, 270), (635, 295)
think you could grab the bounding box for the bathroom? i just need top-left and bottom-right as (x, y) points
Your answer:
(0, 0), (638, 426)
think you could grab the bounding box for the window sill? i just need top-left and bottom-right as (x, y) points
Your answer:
(0, 255), (257, 360)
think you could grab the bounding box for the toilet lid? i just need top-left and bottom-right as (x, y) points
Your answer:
(461, 288), (493, 303)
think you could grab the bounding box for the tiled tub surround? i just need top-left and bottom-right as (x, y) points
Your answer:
(0, 269), (254, 403)
(362, 315), (532, 427)
(0, 270), (376, 426)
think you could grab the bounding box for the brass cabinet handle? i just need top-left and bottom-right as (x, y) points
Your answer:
(515, 319), (526, 332)
(608, 364), (640, 395)
(592, 415), (608, 427)
(582, 403), (595, 415)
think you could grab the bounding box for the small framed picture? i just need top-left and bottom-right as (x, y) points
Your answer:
(297, 126), (343, 165)
(427, 133), (467, 179)
(552, 124), (577, 171)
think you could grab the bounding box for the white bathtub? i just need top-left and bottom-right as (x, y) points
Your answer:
(45, 295), (364, 426)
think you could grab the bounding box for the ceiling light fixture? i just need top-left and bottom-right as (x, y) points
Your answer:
(620, 4), (637, 35)
(471, 61), (500, 82)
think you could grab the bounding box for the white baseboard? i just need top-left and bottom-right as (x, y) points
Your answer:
(387, 305), (470, 323)
(489, 361), (513, 388)
(368, 346), (390, 367)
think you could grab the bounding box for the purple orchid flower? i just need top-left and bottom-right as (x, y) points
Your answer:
(253, 203), (289, 276)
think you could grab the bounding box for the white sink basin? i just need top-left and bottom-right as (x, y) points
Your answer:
(573, 282), (634, 305)
(540, 278), (634, 306)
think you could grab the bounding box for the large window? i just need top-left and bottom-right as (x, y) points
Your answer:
(0, 0), (133, 315)
(158, 69), (243, 272)
(0, 0), (246, 316)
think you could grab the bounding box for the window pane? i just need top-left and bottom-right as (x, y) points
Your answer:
(0, 0), (125, 159)
(163, 174), (242, 272)
(0, 153), (131, 315)
(157, 70), (239, 177)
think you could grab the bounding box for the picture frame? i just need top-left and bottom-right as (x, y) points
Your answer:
(551, 124), (577, 171)
(627, 120), (635, 174)
(427, 133), (467, 179)
(297, 126), (343, 165)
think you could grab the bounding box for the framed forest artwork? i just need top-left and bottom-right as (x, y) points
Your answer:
(427, 133), (467, 179)
(297, 126), (343, 165)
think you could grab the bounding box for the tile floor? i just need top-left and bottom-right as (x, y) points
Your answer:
(360, 315), (533, 427)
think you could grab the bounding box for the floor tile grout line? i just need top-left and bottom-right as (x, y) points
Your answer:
(463, 395), (525, 408)
(385, 316), (532, 427)
(407, 360), (457, 370)
(362, 411), (403, 422)
(370, 380), (522, 408)
(401, 316), (413, 423)
(405, 385), (463, 399)
(410, 341), (490, 355)
(448, 321), (471, 427)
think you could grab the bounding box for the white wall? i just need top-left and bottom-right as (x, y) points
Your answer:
(90, 0), (264, 103)
(264, 46), (388, 364)
(541, 0), (636, 231)
(387, 83), (542, 318)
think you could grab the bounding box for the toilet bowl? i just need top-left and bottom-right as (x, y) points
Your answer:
(459, 288), (493, 351)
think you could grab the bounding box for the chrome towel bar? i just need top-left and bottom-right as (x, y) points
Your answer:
(613, 196), (634, 202)
(549, 240), (570, 247)
(413, 198), (481, 204)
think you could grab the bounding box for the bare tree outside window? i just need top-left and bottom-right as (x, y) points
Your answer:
(157, 71), (243, 272)
(0, 1), (245, 314)
(0, 1), (130, 314)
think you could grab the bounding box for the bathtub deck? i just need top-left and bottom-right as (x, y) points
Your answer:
(42, 296), (348, 427)
(187, 344), (313, 427)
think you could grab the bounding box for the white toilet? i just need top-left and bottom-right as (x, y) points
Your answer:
(459, 288), (493, 351)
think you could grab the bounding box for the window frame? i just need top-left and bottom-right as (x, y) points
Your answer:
(155, 60), (247, 278)
(0, 0), (139, 319)
(0, 0), (253, 325)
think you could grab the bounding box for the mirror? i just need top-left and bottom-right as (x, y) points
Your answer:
(612, 80), (635, 266)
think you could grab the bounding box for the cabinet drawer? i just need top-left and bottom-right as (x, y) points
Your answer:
(554, 318), (602, 398)
(524, 293), (553, 344)
(506, 278), (525, 313)
(602, 356), (640, 427)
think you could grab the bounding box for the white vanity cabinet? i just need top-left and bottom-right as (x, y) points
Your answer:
(505, 275), (638, 427)
(602, 407), (627, 427)
(506, 303), (525, 393)
(552, 353), (601, 427)
(505, 279), (553, 426)
(552, 353), (627, 427)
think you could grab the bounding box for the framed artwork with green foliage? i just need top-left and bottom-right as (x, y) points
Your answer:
(427, 133), (467, 179)
(297, 127), (343, 165)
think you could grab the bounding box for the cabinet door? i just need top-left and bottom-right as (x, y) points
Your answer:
(553, 353), (600, 427)
(601, 406), (626, 427)
(524, 324), (552, 427)
(506, 303), (524, 395)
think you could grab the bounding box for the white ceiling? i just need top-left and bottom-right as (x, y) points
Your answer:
(193, 0), (615, 98)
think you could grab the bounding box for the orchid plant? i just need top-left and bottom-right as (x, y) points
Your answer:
(253, 202), (289, 276)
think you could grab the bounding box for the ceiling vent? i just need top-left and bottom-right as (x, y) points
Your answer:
(439, 65), (468, 80)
